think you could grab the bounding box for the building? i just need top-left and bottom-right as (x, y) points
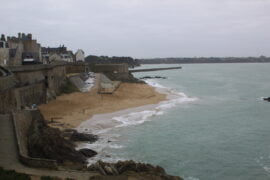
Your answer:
(75, 49), (85, 62)
(0, 35), (9, 66)
(0, 33), (42, 66)
(42, 45), (74, 64)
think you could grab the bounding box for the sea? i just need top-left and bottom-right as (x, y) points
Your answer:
(78, 63), (270, 180)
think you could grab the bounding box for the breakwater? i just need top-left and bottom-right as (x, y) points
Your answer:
(130, 66), (181, 73)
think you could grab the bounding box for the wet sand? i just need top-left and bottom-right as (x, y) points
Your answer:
(39, 83), (167, 130)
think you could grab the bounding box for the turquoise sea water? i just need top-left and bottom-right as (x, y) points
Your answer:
(112, 63), (270, 180)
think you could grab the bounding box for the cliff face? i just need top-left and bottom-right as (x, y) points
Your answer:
(27, 111), (86, 164)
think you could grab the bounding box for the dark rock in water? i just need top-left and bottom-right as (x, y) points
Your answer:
(263, 97), (270, 102)
(88, 160), (183, 180)
(140, 76), (167, 80)
(27, 110), (86, 164)
(79, 148), (97, 158)
(70, 131), (98, 143)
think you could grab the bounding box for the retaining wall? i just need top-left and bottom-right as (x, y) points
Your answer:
(14, 83), (46, 109)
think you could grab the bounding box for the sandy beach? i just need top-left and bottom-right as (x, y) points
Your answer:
(39, 83), (167, 129)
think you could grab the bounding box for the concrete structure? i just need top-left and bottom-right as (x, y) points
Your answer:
(42, 45), (74, 63)
(130, 66), (182, 73)
(75, 49), (85, 62)
(98, 73), (120, 94)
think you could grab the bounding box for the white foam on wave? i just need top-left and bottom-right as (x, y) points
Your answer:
(77, 79), (198, 164)
(108, 80), (197, 129)
(81, 76), (95, 92)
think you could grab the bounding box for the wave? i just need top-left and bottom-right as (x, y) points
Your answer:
(109, 79), (197, 128)
(77, 79), (197, 164)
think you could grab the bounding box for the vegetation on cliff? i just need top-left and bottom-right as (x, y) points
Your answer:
(85, 55), (140, 68)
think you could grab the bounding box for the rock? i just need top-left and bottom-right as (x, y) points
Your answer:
(27, 110), (86, 164)
(79, 148), (97, 158)
(87, 160), (183, 180)
(263, 97), (270, 102)
(70, 131), (98, 143)
(140, 76), (167, 79)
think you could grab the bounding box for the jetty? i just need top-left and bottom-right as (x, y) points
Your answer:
(130, 66), (181, 73)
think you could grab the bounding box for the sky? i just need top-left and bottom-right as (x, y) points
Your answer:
(1, 0), (270, 58)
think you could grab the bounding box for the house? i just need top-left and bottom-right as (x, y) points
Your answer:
(0, 35), (9, 66)
(42, 45), (74, 64)
(8, 33), (42, 65)
(75, 49), (85, 62)
(0, 33), (42, 66)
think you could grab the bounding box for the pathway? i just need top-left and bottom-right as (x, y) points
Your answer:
(0, 114), (97, 180)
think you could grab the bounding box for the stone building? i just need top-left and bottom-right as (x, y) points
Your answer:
(0, 35), (9, 66)
(75, 49), (85, 62)
(42, 45), (74, 64)
(0, 33), (42, 66)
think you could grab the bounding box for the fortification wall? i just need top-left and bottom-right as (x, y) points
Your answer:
(14, 83), (46, 109)
(48, 65), (66, 94)
(93, 63), (128, 73)
(0, 74), (17, 114)
(66, 63), (90, 74)
(0, 89), (16, 114)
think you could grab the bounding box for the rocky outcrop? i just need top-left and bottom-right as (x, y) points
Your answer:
(88, 160), (183, 180)
(27, 111), (86, 164)
(79, 149), (98, 158)
(70, 131), (98, 142)
(62, 129), (98, 143)
(140, 76), (167, 79)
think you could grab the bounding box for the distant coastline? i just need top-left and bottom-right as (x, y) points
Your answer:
(139, 56), (270, 64)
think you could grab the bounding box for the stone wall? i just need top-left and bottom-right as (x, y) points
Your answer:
(14, 83), (46, 109)
(66, 63), (90, 74)
(93, 63), (128, 73)
(12, 110), (58, 169)
(7, 64), (66, 94)
(49, 65), (66, 94)
(0, 89), (16, 114)
(0, 74), (17, 114)
(0, 48), (9, 66)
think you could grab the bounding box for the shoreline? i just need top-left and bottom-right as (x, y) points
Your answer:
(39, 82), (167, 130)
(74, 79), (197, 164)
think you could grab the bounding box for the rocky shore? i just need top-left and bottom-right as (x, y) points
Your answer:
(26, 110), (183, 179)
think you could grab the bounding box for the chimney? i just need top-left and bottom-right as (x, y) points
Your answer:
(22, 33), (26, 40)
(27, 33), (32, 40)
(1, 34), (5, 41)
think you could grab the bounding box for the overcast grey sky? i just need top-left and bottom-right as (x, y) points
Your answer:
(1, 0), (270, 58)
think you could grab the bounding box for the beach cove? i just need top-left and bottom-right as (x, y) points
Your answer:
(39, 82), (167, 130)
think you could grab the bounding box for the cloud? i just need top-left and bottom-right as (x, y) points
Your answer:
(1, 0), (270, 58)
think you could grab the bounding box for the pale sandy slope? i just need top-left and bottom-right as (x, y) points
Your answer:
(39, 83), (166, 129)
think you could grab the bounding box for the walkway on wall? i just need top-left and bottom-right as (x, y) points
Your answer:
(0, 114), (97, 179)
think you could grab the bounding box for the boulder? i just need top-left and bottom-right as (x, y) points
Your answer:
(79, 148), (97, 158)
(70, 131), (98, 143)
